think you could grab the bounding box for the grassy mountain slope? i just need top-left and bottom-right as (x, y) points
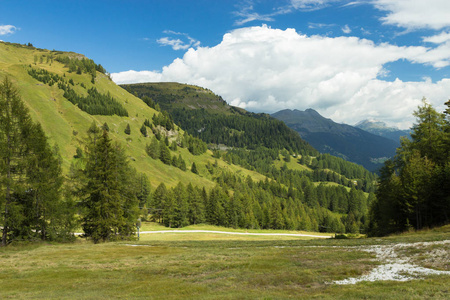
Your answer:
(272, 109), (398, 172)
(0, 42), (266, 189)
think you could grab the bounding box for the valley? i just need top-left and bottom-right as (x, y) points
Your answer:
(1, 40), (449, 299)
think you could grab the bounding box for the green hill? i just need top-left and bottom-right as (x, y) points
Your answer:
(0, 41), (266, 190)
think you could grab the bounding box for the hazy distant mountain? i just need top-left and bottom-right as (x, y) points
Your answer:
(355, 119), (410, 146)
(272, 109), (398, 172)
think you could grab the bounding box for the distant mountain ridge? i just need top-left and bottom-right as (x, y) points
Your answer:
(355, 119), (410, 146)
(272, 109), (398, 172)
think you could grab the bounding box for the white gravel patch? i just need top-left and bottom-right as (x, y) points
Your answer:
(333, 240), (450, 285)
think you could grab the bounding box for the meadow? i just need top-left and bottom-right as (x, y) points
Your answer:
(1, 224), (448, 299)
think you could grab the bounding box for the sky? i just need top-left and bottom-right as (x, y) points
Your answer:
(1, 0), (450, 129)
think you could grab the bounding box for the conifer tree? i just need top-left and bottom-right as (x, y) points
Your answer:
(159, 142), (171, 165)
(124, 123), (131, 135)
(0, 78), (73, 245)
(102, 122), (110, 132)
(140, 123), (147, 137)
(80, 129), (139, 243)
(191, 162), (198, 174)
(146, 136), (160, 159)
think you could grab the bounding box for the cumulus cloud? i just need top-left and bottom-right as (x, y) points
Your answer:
(373, 0), (450, 30)
(0, 25), (17, 35)
(111, 70), (162, 84)
(113, 25), (450, 129)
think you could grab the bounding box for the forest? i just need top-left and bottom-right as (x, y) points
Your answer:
(368, 99), (450, 236)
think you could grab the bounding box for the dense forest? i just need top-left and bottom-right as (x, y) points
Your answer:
(368, 99), (450, 236)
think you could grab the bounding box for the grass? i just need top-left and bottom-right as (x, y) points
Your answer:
(1, 225), (449, 299)
(0, 42), (266, 190)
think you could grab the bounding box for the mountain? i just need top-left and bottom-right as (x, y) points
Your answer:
(120, 82), (317, 154)
(272, 109), (398, 172)
(1, 41), (378, 234)
(355, 119), (410, 146)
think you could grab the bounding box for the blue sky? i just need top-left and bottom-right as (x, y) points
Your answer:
(1, 0), (450, 128)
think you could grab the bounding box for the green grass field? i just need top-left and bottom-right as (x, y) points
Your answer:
(1, 225), (448, 299)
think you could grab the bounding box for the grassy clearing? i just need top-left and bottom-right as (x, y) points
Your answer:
(1, 225), (449, 299)
(139, 222), (333, 236)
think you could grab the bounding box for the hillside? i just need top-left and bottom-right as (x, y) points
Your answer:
(272, 109), (398, 172)
(121, 82), (316, 154)
(355, 119), (410, 146)
(0, 41), (266, 190)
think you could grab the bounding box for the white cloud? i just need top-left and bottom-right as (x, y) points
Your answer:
(291, 0), (340, 11)
(113, 25), (450, 129)
(342, 24), (351, 34)
(423, 31), (450, 44)
(233, 1), (291, 26)
(157, 31), (200, 51)
(0, 25), (17, 35)
(111, 70), (162, 84)
(373, 0), (450, 30)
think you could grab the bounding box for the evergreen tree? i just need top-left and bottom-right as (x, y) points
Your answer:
(151, 183), (167, 223)
(159, 142), (171, 165)
(102, 122), (110, 132)
(146, 136), (160, 159)
(178, 154), (187, 171)
(140, 123), (147, 137)
(369, 101), (450, 236)
(0, 78), (73, 246)
(80, 130), (139, 243)
(136, 173), (151, 208)
(191, 162), (198, 174)
(187, 183), (205, 224)
(124, 123), (131, 135)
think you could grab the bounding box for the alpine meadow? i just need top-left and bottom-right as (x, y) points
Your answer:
(1, 5), (450, 297)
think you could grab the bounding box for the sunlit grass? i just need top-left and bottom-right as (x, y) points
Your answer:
(1, 224), (448, 299)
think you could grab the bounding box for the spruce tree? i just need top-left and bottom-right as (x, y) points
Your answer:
(124, 123), (131, 135)
(191, 162), (198, 174)
(80, 129), (139, 243)
(140, 123), (147, 137)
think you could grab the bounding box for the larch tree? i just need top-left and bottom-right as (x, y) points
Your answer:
(0, 77), (72, 246)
